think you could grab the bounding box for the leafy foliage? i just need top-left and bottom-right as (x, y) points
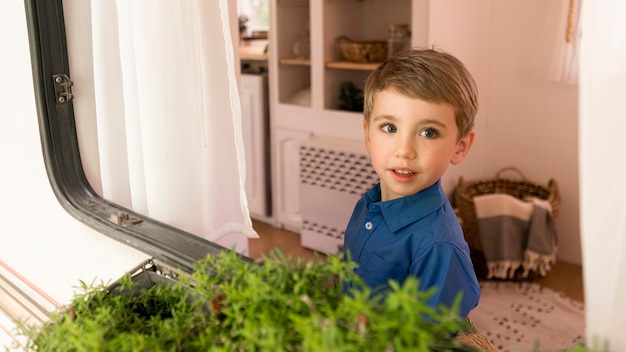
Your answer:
(338, 81), (364, 112)
(15, 249), (600, 351)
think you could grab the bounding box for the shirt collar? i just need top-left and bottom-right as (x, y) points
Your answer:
(363, 180), (448, 233)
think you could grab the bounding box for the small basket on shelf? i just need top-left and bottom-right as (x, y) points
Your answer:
(336, 36), (387, 63)
(454, 167), (560, 278)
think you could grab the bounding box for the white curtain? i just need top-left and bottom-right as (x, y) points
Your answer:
(87, 0), (258, 246)
(579, 0), (626, 349)
(531, 0), (581, 84)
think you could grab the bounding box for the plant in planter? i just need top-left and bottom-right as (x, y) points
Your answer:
(338, 81), (364, 112)
(16, 250), (511, 351)
(238, 15), (249, 37)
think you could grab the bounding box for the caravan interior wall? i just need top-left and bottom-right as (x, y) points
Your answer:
(0, 2), (149, 346)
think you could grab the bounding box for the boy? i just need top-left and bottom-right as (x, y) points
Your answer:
(343, 48), (480, 318)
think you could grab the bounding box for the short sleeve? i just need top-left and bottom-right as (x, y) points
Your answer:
(409, 243), (480, 317)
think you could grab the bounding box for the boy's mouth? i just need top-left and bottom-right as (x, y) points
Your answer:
(392, 169), (415, 176)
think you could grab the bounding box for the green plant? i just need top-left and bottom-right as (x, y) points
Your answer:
(15, 250), (488, 351)
(338, 81), (364, 112)
(552, 340), (610, 352)
(238, 15), (249, 34)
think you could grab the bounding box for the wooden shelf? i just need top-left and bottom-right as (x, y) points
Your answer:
(240, 53), (268, 61)
(239, 41), (269, 61)
(279, 58), (311, 66)
(325, 61), (381, 71)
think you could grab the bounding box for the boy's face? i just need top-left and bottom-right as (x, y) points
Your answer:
(364, 89), (474, 202)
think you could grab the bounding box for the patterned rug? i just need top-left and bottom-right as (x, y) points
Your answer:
(469, 281), (585, 352)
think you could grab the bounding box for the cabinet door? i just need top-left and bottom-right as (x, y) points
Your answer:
(240, 74), (269, 217)
(273, 128), (311, 232)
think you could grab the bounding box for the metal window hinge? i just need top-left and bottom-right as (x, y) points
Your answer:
(52, 74), (74, 104)
(110, 211), (143, 225)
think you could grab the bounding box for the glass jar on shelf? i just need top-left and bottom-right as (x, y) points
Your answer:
(387, 23), (410, 59)
(293, 31), (311, 59)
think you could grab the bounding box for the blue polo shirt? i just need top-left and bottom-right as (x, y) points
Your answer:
(343, 180), (480, 317)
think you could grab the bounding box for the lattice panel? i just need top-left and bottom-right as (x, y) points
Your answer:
(301, 219), (344, 240)
(299, 144), (378, 197)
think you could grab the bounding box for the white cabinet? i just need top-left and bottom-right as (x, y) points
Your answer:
(299, 136), (378, 254)
(269, 0), (428, 232)
(273, 128), (311, 232)
(240, 74), (270, 218)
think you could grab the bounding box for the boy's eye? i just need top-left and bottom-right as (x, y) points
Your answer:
(420, 128), (439, 138)
(381, 124), (397, 133)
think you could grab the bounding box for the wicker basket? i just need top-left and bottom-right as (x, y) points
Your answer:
(336, 36), (387, 63)
(456, 318), (499, 352)
(454, 167), (560, 258)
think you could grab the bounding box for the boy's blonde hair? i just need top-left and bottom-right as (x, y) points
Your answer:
(363, 48), (478, 139)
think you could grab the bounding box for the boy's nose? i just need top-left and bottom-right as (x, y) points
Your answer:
(394, 137), (417, 160)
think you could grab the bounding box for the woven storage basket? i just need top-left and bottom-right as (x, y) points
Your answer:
(454, 167), (560, 255)
(456, 318), (499, 352)
(336, 36), (387, 63)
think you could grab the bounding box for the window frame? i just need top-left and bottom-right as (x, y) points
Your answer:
(23, 0), (245, 274)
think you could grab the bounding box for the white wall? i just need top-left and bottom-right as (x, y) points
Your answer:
(433, 0), (581, 264)
(0, 1), (149, 340)
(579, 1), (626, 348)
(487, 0), (580, 265)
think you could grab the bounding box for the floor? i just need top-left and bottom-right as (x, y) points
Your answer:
(248, 219), (585, 303)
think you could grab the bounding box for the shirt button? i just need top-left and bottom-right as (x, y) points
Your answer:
(365, 222), (373, 230)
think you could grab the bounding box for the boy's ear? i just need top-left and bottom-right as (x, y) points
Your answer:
(450, 129), (475, 165)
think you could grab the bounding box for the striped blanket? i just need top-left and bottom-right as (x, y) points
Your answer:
(474, 193), (558, 279)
